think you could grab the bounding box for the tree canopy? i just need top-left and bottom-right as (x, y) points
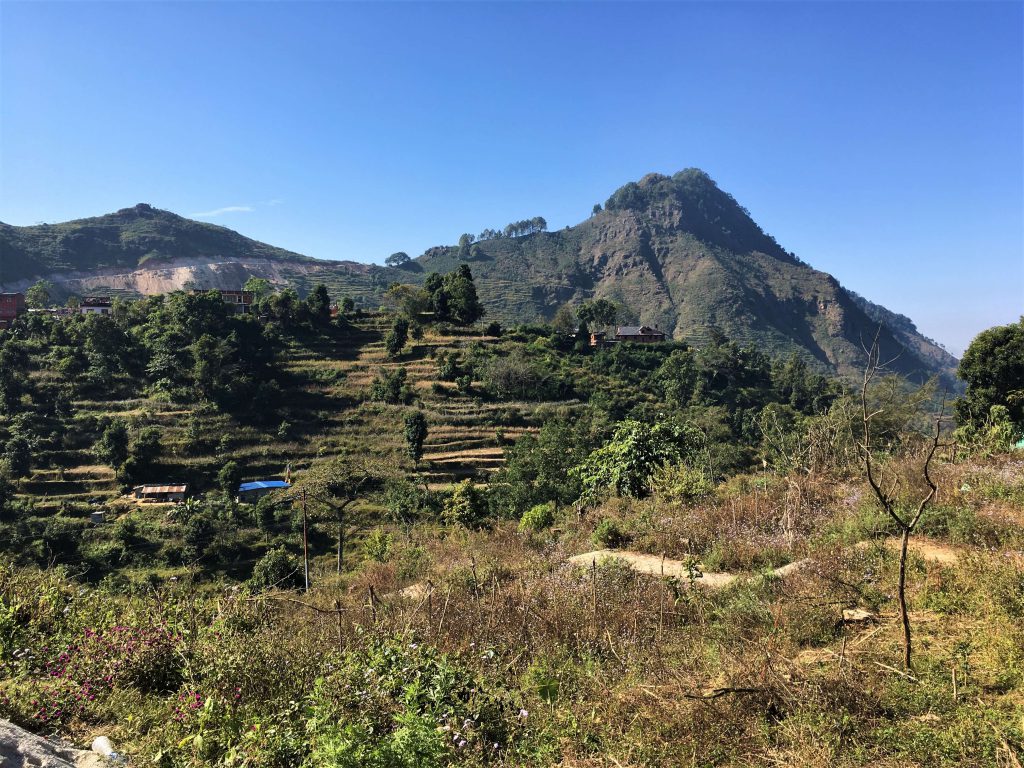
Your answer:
(956, 318), (1024, 433)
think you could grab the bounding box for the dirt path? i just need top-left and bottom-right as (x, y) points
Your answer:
(567, 549), (811, 590)
(857, 536), (962, 565)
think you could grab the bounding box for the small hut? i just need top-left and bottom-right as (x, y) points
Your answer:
(133, 484), (188, 503)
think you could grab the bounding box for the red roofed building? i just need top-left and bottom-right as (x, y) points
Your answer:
(0, 293), (26, 327)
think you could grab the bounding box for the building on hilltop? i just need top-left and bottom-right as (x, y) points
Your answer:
(237, 479), (291, 503)
(0, 293), (26, 328)
(133, 483), (188, 503)
(80, 297), (113, 315)
(614, 325), (666, 344)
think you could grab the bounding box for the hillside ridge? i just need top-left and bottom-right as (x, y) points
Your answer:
(0, 170), (959, 385)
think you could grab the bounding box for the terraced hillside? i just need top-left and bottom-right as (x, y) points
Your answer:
(13, 314), (568, 518)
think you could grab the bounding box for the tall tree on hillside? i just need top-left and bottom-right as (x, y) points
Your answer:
(385, 252), (411, 268)
(385, 317), (409, 358)
(443, 265), (484, 325)
(25, 280), (52, 309)
(243, 277), (273, 301)
(306, 284), (331, 324)
(577, 299), (618, 329)
(300, 454), (387, 574)
(218, 460), (243, 499)
(404, 411), (428, 464)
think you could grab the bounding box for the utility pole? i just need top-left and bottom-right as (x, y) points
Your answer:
(301, 489), (309, 592)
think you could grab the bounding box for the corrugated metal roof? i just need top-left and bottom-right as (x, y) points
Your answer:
(138, 484), (188, 494)
(238, 480), (291, 492)
(616, 326), (663, 336)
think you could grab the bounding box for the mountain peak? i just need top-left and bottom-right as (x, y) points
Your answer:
(113, 203), (165, 220)
(604, 169), (791, 262)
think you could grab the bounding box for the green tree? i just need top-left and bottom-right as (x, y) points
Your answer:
(243, 277), (273, 301)
(491, 419), (591, 517)
(94, 421), (129, 470)
(340, 296), (355, 313)
(577, 298), (618, 329)
(385, 317), (410, 358)
(383, 479), (432, 527)
(404, 411), (428, 464)
(306, 284), (332, 324)
(300, 454), (386, 574)
(4, 436), (31, 478)
(25, 280), (52, 309)
(190, 333), (232, 403)
(385, 252), (411, 268)
(592, 203), (602, 216)
(442, 265), (484, 325)
(368, 367), (413, 404)
(572, 419), (706, 500)
(655, 348), (698, 408)
(551, 304), (577, 337)
(956, 318), (1024, 434)
(218, 460), (242, 498)
(385, 283), (431, 319)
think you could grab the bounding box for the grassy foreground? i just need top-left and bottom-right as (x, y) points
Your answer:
(1, 453), (1022, 767)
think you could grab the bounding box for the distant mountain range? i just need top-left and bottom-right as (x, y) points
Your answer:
(0, 169), (959, 385)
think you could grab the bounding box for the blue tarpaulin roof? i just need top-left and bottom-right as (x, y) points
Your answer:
(238, 480), (291, 492)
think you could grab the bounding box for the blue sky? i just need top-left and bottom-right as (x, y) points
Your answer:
(1, 1), (1021, 355)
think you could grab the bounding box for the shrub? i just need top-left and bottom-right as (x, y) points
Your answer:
(592, 518), (627, 549)
(364, 529), (393, 563)
(369, 368), (413, 405)
(443, 480), (487, 528)
(518, 501), (556, 533)
(249, 547), (301, 592)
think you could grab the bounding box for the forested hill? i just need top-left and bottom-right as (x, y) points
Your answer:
(0, 171), (959, 385)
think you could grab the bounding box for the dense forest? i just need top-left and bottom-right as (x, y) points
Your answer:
(0, 273), (1022, 767)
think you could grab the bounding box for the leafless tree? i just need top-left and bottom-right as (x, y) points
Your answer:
(859, 340), (947, 670)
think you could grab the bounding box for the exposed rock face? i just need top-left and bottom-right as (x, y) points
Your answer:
(0, 720), (108, 767)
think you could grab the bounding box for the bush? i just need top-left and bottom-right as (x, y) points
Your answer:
(369, 368), (413, 405)
(652, 464), (715, 502)
(364, 529), (393, 563)
(442, 480), (487, 528)
(249, 546), (301, 592)
(592, 518), (627, 549)
(518, 501), (556, 533)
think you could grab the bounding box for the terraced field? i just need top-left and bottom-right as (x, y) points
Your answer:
(14, 314), (580, 519)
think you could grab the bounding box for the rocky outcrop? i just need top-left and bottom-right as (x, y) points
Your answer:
(0, 720), (109, 767)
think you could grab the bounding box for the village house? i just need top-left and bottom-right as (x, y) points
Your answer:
(133, 483), (188, 503)
(614, 325), (666, 344)
(189, 289), (254, 313)
(237, 480), (291, 503)
(218, 290), (254, 314)
(0, 293), (26, 328)
(80, 296), (113, 315)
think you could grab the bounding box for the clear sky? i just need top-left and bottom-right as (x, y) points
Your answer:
(2, 1), (1021, 355)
